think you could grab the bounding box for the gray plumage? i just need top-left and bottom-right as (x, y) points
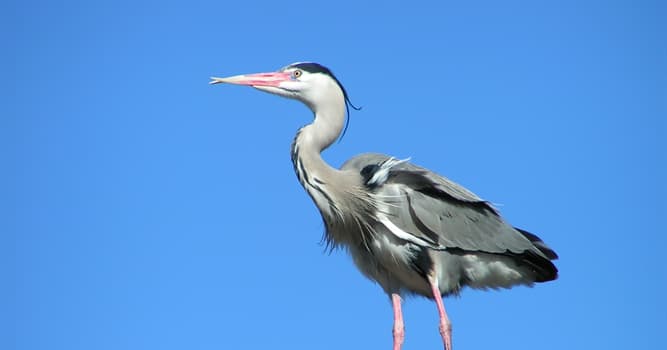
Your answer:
(211, 62), (558, 350)
(340, 153), (557, 297)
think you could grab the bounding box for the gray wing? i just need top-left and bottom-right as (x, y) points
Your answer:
(342, 153), (556, 260)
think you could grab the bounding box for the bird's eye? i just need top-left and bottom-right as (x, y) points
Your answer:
(292, 70), (303, 78)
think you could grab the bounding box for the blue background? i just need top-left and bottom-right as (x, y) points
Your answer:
(6, 1), (665, 349)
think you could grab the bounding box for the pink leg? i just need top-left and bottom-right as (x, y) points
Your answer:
(429, 281), (452, 350)
(391, 293), (405, 350)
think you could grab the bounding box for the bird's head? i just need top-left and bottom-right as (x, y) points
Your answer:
(210, 62), (358, 115)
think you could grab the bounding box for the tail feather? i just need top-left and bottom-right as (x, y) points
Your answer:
(516, 228), (559, 260)
(515, 228), (559, 282)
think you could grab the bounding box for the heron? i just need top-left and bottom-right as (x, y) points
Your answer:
(210, 62), (558, 350)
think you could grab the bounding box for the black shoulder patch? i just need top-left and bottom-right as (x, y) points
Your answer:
(360, 164), (381, 188)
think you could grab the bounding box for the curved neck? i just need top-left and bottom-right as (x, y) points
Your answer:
(290, 96), (347, 219)
(297, 116), (342, 155)
(301, 95), (347, 153)
(291, 92), (347, 173)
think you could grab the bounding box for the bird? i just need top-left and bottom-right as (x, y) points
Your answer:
(210, 62), (558, 350)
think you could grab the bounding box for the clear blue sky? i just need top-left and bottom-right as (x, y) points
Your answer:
(6, 1), (665, 349)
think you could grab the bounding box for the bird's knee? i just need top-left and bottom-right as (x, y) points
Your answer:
(439, 321), (452, 336)
(393, 325), (405, 339)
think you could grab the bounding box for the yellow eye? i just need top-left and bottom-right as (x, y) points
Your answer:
(293, 70), (302, 78)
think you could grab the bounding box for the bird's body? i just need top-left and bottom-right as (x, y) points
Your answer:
(211, 62), (558, 350)
(337, 153), (557, 297)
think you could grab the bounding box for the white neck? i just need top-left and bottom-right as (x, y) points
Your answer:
(291, 84), (347, 171)
(290, 91), (347, 219)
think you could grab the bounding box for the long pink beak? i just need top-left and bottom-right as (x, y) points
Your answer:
(209, 72), (291, 87)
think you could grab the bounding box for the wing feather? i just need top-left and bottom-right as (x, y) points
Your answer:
(342, 153), (548, 257)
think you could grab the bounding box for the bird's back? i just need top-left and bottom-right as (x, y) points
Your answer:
(339, 153), (558, 297)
